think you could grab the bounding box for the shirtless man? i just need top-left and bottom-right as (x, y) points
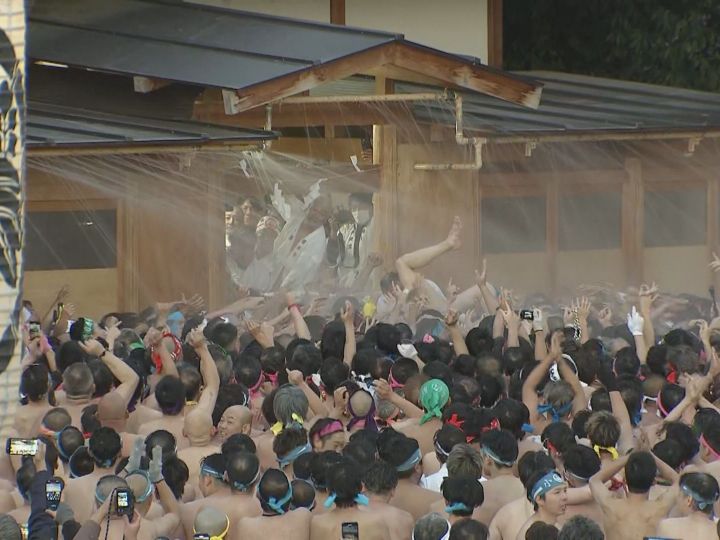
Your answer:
(429, 444), (484, 516)
(180, 453), (232, 539)
(420, 424), (466, 491)
(379, 433), (442, 520)
(311, 460), (390, 540)
(589, 451), (678, 540)
(15, 363), (53, 437)
(59, 339), (139, 429)
(177, 408), (221, 494)
(488, 451), (554, 540)
(63, 427), (124, 524)
(217, 405), (253, 443)
(441, 475), (485, 526)
(223, 452), (263, 524)
(655, 472), (719, 540)
(139, 328), (219, 448)
(97, 391), (141, 458)
(256, 385), (309, 470)
(515, 470), (568, 540)
(362, 460), (415, 540)
(556, 444), (604, 532)
(235, 469), (312, 540)
(473, 430), (524, 526)
(397, 379), (449, 457)
(193, 507), (230, 540)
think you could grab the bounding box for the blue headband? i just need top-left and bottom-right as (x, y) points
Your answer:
(537, 401), (573, 423)
(323, 492), (369, 509)
(396, 448), (421, 472)
(261, 484), (293, 515)
(277, 442), (312, 469)
(681, 483), (719, 512)
(521, 423), (535, 434)
(200, 460), (225, 481)
(231, 468), (261, 492)
(445, 501), (472, 514)
(125, 470), (153, 503)
(530, 471), (566, 501)
(482, 445), (515, 467)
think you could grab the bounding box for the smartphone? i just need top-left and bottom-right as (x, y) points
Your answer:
(193, 535), (211, 540)
(115, 488), (134, 517)
(45, 477), (64, 511)
(519, 309), (534, 321)
(28, 321), (41, 339)
(341, 522), (359, 540)
(6, 438), (38, 456)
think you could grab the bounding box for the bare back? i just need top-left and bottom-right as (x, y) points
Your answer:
(488, 497), (534, 540)
(656, 516), (719, 540)
(390, 481), (443, 521)
(599, 495), (675, 540)
(236, 510), (312, 540)
(311, 506), (391, 540)
(473, 476), (525, 526)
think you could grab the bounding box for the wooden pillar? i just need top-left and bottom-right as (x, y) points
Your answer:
(207, 175), (225, 311)
(622, 158), (644, 287)
(330, 0), (345, 24)
(487, 0), (503, 68)
(546, 178), (559, 296)
(375, 125), (399, 266)
(707, 177), (719, 294)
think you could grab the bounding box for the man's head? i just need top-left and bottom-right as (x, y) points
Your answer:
(480, 429), (518, 478)
(257, 468), (293, 515)
(88, 427), (122, 468)
(144, 430), (177, 464)
(526, 470), (568, 516)
(154, 376), (186, 416)
(309, 418), (347, 453)
(441, 475), (484, 518)
(561, 445), (600, 487)
(326, 459), (363, 508)
(183, 408), (215, 445)
(585, 410), (621, 450)
(412, 513), (450, 540)
(40, 407), (72, 434)
(20, 363), (49, 403)
(377, 432), (422, 480)
(558, 515), (603, 540)
(433, 424), (466, 465)
(254, 216), (280, 259)
(63, 363), (95, 399)
(97, 392), (129, 433)
(225, 451), (260, 493)
(362, 460), (398, 501)
(625, 451), (656, 494)
(194, 507), (230, 539)
(177, 363), (202, 402)
(0, 515), (21, 540)
(94, 475), (129, 513)
(217, 405), (252, 442)
(349, 192), (373, 225)
(310, 451), (345, 491)
(679, 472), (720, 516)
(221, 433), (256, 459)
(448, 518), (489, 540)
(125, 470), (154, 516)
(198, 453), (227, 497)
(446, 444), (483, 480)
(542, 381), (575, 420)
(492, 399), (531, 441)
(237, 197), (264, 227)
(273, 385), (309, 426)
(56, 426), (85, 463)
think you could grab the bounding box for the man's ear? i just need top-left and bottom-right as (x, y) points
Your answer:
(242, 423), (251, 435)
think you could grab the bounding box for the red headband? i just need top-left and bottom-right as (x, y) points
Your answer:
(316, 420), (344, 439)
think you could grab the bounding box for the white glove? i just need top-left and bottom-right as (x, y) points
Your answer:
(627, 306), (644, 336)
(397, 343), (419, 360)
(532, 308), (544, 332)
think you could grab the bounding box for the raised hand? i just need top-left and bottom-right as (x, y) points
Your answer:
(444, 309), (459, 328)
(532, 308), (544, 332)
(446, 216), (462, 250)
(186, 327), (206, 350)
(373, 378), (393, 401)
(711, 252), (720, 273)
(549, 331), (564, 357)
(626, 306), (644, 336)
(598, 306), (613, 327)
(575, 297), (591, 323)
(475, 258), (488, 288)
(80, 338), (106, 358)
(340, 301), (355, 325)
(286, 369), (304, 386)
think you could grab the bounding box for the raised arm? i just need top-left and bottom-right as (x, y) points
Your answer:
(589, 454), (629, 508)
(475, 260), (499, 313)
(627, 306), (648, 364)
(500, 306), (521, 348)
(81, 339), (139, 408)
(523, 333), (561, 423)
(287, 369), (328, 418)
(187, 329), (220, 414)
(286, 292), (311, 341)
(340, 302), (357, 366)
(144, 327), (179, 379)
(575, 297), (591, 345)
(445, 310), (470, 356)
(597, 362), (634, 454)
(557, 343), (588, 416)
(374, 378), (423, 419)
(533, 309), (548, 361)
(639, 283), (657, 348)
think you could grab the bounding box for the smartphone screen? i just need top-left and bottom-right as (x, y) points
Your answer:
(7, 438), (38, 456)
(117, 491), (129, 509)
(45, 479), (63, 510)
(193, 535), (211, 540)
(28, 322), (41, 339)
(341, 522), (359, 540)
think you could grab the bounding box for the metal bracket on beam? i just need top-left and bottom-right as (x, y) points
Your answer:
(524, 141), (537, 158)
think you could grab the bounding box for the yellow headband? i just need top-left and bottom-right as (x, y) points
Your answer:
(193, 516), (229, 540)
(270, 413), (304, 436)
(593, 445), (619, 460)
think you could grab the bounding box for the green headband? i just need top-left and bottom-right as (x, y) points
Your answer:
(419, 379), (450, 425)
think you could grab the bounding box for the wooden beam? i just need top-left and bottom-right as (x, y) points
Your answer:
(487, 0), (503, 68)
(133, 76), (172, 93)
(622, 158), (643, 287)
(330, 0), (345, 24)
(376, 125), (399, 263)
(708, 177), (719, 294)
(546, 178), (559, 296)
(389, 42), (541, 109)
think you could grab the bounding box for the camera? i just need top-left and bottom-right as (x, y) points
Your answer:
(45, 477), (64, 511)
(341, 522), (359, 540)
(519, 309), (534, 321)
(114, 488), (134, 517)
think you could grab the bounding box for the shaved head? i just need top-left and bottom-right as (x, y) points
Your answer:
(184, 408), (214, 444)
(194, 507), (229, 537)
(98, 392), (127, 432)
(217, 405), (252, 442)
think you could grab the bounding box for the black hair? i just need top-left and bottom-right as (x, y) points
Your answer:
(679, 472), (720, 514)
(664, 421), (700, 462)
(154, 376), (186, 415)
(518, 451), (555, 488)
(69, 447), (94, 478)
(617, 376), (643, 426)
(273, 427), (309, 464)
(57, 340), (88, 372)
(646, 344), (668, 376)
(291, 478), (316, 511)
(540, 422), (576, 455)
(441, 475), (484, 517)
(526, 522), (559, 540)
(452, 354), (477, 378)
(320, 359), (350, 394)
(221, 433), (256, 458)
(658, 383), (685, 418)
(562, 445), (600, 481)
(351, 349), (381, 378)
(625, 451), (656, 493)
(326, 459), (363, 508)
(342, 439), (377, 474)
(310, 451), (345, 491)
(614, 347), (640, 377)
(320, 321), (347, 361)
(233, 354), (262, 390)
(501, 347), (529, 377)
(57, 426), (85, 463)
(434, 424), (466, 464)
(17, 461), (36, 500)
(210, 322), (238, 351)
(589, 388), (611, 413)
(477, 374), (503, 407)
(292, 451), (315, 481)
(258, 469), (293, 514)
(481, 429), (518, 467)
(20, 363), (50, 402)
(144, 430), (177, 464)
(377, 432), (420, 478)
(177, 363), (202, 402)
(162, 456), (189, 500)
(376, 323), (401, 356)
(260, 346), (286, 377)
(87, 359), (113, 398)
(391, 358), (420, 385)
(81, 404), (101, 437)
(694, 407), (720, 436)
(362, 460), (398, 496)
(488, 399), (526, 442)
(422, 361), (453, 389)
(571, 410), (592, 439)
(88, 427), (121, 467)
(226, 452), (260, 491)
(653, 439), (686, 471)
(574, 349), (599, 385)
(448, 518), (489, 540)
(288, 344), (322, 379)
(465, 327), (494, 357)
(42, 407), (72, 432)
(261, 387), (278, 427)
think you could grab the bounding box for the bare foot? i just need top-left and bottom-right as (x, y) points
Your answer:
(446, 216), (462, 250)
